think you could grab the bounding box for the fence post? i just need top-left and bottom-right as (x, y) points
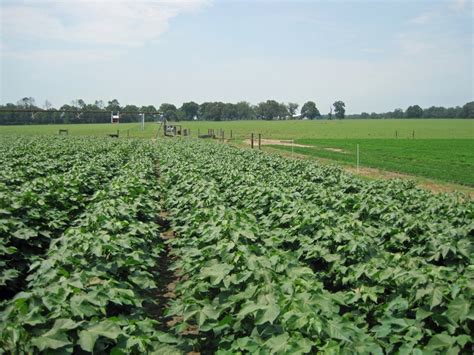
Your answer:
(251, 133), (254, 149)
(357, 144), (360, 172)
(230, 130), (233, 139)
(412, 130), (415, 139)
(198, 128), (200, 137)
(117, 129), (119, 137)
(127, 129), (129, 138)
(395, 130), (397, 138)
(258, 133), (261, 149)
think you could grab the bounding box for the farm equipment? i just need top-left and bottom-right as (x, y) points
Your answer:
(164, 123), (182, 137)
(111, 112), (120, 124)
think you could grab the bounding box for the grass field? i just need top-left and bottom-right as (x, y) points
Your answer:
(1, 119), (473, 186)
(270, 139), (474, 186)
(1, 119), (473, 139)
(182, 119), (474, 139)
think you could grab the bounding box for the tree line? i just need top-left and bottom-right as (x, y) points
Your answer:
(347, 103), (474, 119)
(0, 97), (472, 125)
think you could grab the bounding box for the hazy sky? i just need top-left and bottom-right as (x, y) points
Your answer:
(1, 0), (472, 113)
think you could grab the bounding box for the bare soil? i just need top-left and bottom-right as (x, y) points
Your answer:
(324, 147), (347, 154)
(244, 138), (313, 148)
(151, 209), (202, 354)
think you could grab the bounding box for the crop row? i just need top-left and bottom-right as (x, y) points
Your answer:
(156, 139), (473, 353)
(1, 138), (179, 353)
(1, 136), (472, 354)
(0, 137), (145, 299)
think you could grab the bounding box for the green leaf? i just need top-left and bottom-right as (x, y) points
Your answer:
(256, 303), (280, 325)
(445, 297), (469, 324)
(200, 263), (233, 285)
(327, 321), (351, 342)
(156, 332), (179, 344)
(265, 333), (289, 352)
(416, 308), (432, 321)
(12, 228), (37, 240)
(456, 335), (471, 348)
(31, 332), (71, 351)
(425, 333), (455, 351)
(51, 318), (81, 331)
(197, 304), (219, 328)
(31, 319), (78, 351)
(78, 320), (122, 352)
(238, 302), (264, 319)
(430, 288), (443, 310)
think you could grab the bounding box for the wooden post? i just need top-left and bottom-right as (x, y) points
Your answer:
(251, 133), (254, 149)
(395, 130), (397, 138)
(127, 129), (129, 138)
(357, 144), (360, 172)
(198, 128), (200, 137)
(258, 133), (261, 149)
(117, 129), (119, 137)
(230, 130), (233, 139)
(412, 130), (415, 139)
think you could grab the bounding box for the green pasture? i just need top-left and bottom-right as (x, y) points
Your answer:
(0, 119), (473, 139)
(0, 123), (157, 138)
(1, 119), (473, 186)
(181, 119), (473, 139)
(270, 139), (474, 186)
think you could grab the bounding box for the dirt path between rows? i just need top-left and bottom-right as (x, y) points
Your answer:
(244, 138), (313, 148)
(243, 139), (349, 154)
(148, 205), (201, 354)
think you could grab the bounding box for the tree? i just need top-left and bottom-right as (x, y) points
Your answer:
(94, 100), (105, 109)
(287, 102), (299, 118)
(139, 105), (158, 122)
(199, 102), (225, 121)
(460, 101), (474, 118)
(221, 103), (238, 120)
(333, 101), (346, 119)
(360, 112), (370, 119)
(301, 101), (320, 119)
(392, 108), (404, 118)
(180, 101), (200, 120)
(81, 103), (107, 123)
(107, 99), (121, 112)
(235, 101), (256, 120)
(159, 103), (179, 121)
(122, 105), (140, 123)
(71, 99), (86, 109)
(17, 97), (36, 108)
(405, 105), (423, 118)
(255, 100), (288, 120)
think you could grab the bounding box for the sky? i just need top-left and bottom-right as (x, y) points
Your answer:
(0, 0), (472, 113)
